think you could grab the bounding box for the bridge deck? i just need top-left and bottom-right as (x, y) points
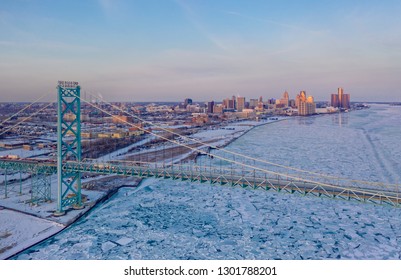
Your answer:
(1, 159), (400, 207)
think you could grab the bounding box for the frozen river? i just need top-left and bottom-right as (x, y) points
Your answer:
(15, 104), (401, 259)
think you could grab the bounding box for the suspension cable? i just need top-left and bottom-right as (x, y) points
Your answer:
(0, 101), (55, 138)
(0, 92), (52, 127)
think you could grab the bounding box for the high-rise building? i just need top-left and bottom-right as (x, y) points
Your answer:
(296, 91), (307, 108)
(342, 94), (350, 109)
(338, 88), (343, 108)
(330, 88), (350, 109)
(222, 98), (230, 109)
(236, 96), (245, 112)
(232, 95), (237, 110)
(207, 101), (214, 114)
(280, 91), (289, 107)
(331, 94), (339, 108)
(298, 94), (316, 115)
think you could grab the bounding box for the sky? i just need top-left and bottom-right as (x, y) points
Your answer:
(0, 0), (401, 102)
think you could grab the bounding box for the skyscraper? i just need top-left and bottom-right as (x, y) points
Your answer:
(338, 88), (343, 108)
(298, 93), (316, 115)
(207, 101), (214, 114)
(296, 91), (307, 108)
(280, 91), (289, 107)
(232, 95), (237, 110)
(342, 94), (350, 109)
(330, 88), (350, 109)
(237, 96), (245, 112)
(331, 94), (339, 107)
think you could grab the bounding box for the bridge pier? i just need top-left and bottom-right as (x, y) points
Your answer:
(30, 171), (51, 204)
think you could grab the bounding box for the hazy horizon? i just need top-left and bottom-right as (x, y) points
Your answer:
(1, 0), (401, 103)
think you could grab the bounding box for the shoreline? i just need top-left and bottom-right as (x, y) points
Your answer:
(217, 118), (287, 149)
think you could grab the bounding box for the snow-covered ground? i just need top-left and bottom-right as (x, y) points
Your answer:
(0, 209), (63, 259)
(191, 119), (283, 144)
(0, 147), (54, 159)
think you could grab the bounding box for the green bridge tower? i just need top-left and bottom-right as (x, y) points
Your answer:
(55, 81), (83, 216)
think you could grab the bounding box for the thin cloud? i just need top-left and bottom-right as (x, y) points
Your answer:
(97, 0), (121, 18)
(174, 0), (230, 51)
(0, 39), (99, 53)
(225, 10), (323, 35)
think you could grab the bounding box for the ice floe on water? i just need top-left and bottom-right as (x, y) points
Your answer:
(15, 178), (401, 260)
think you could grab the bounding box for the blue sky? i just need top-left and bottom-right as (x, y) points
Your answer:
(1, 0), (400, 102)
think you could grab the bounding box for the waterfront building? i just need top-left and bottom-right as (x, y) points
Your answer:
(338, 88), (343, 108)
(330, 88), (350, 109)
(295, 91), (307, 108)
(331, 94), (339, 108)
(342, 94), (350, 109)
(298, 93), (316, 116)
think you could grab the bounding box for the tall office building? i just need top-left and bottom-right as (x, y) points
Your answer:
(232, 95), (237, 110)
(342, 94), (350, 109)
(330, 88), (350, 109)
(338, 88), (343, 108)
(237, 96), (245, 112)
(207, 101), (214, 114)
(331, 94), (339, 107)
(223, 97), (235, 109)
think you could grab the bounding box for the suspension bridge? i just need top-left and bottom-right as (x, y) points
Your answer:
(0, 81), (400, 215)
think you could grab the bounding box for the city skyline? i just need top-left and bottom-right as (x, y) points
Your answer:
(1, 0), (401, 102)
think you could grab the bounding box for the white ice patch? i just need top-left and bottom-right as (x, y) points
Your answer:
(115, 237), (133, 246)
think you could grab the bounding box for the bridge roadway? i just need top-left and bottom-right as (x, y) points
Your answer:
(1, 158), (400, 207)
